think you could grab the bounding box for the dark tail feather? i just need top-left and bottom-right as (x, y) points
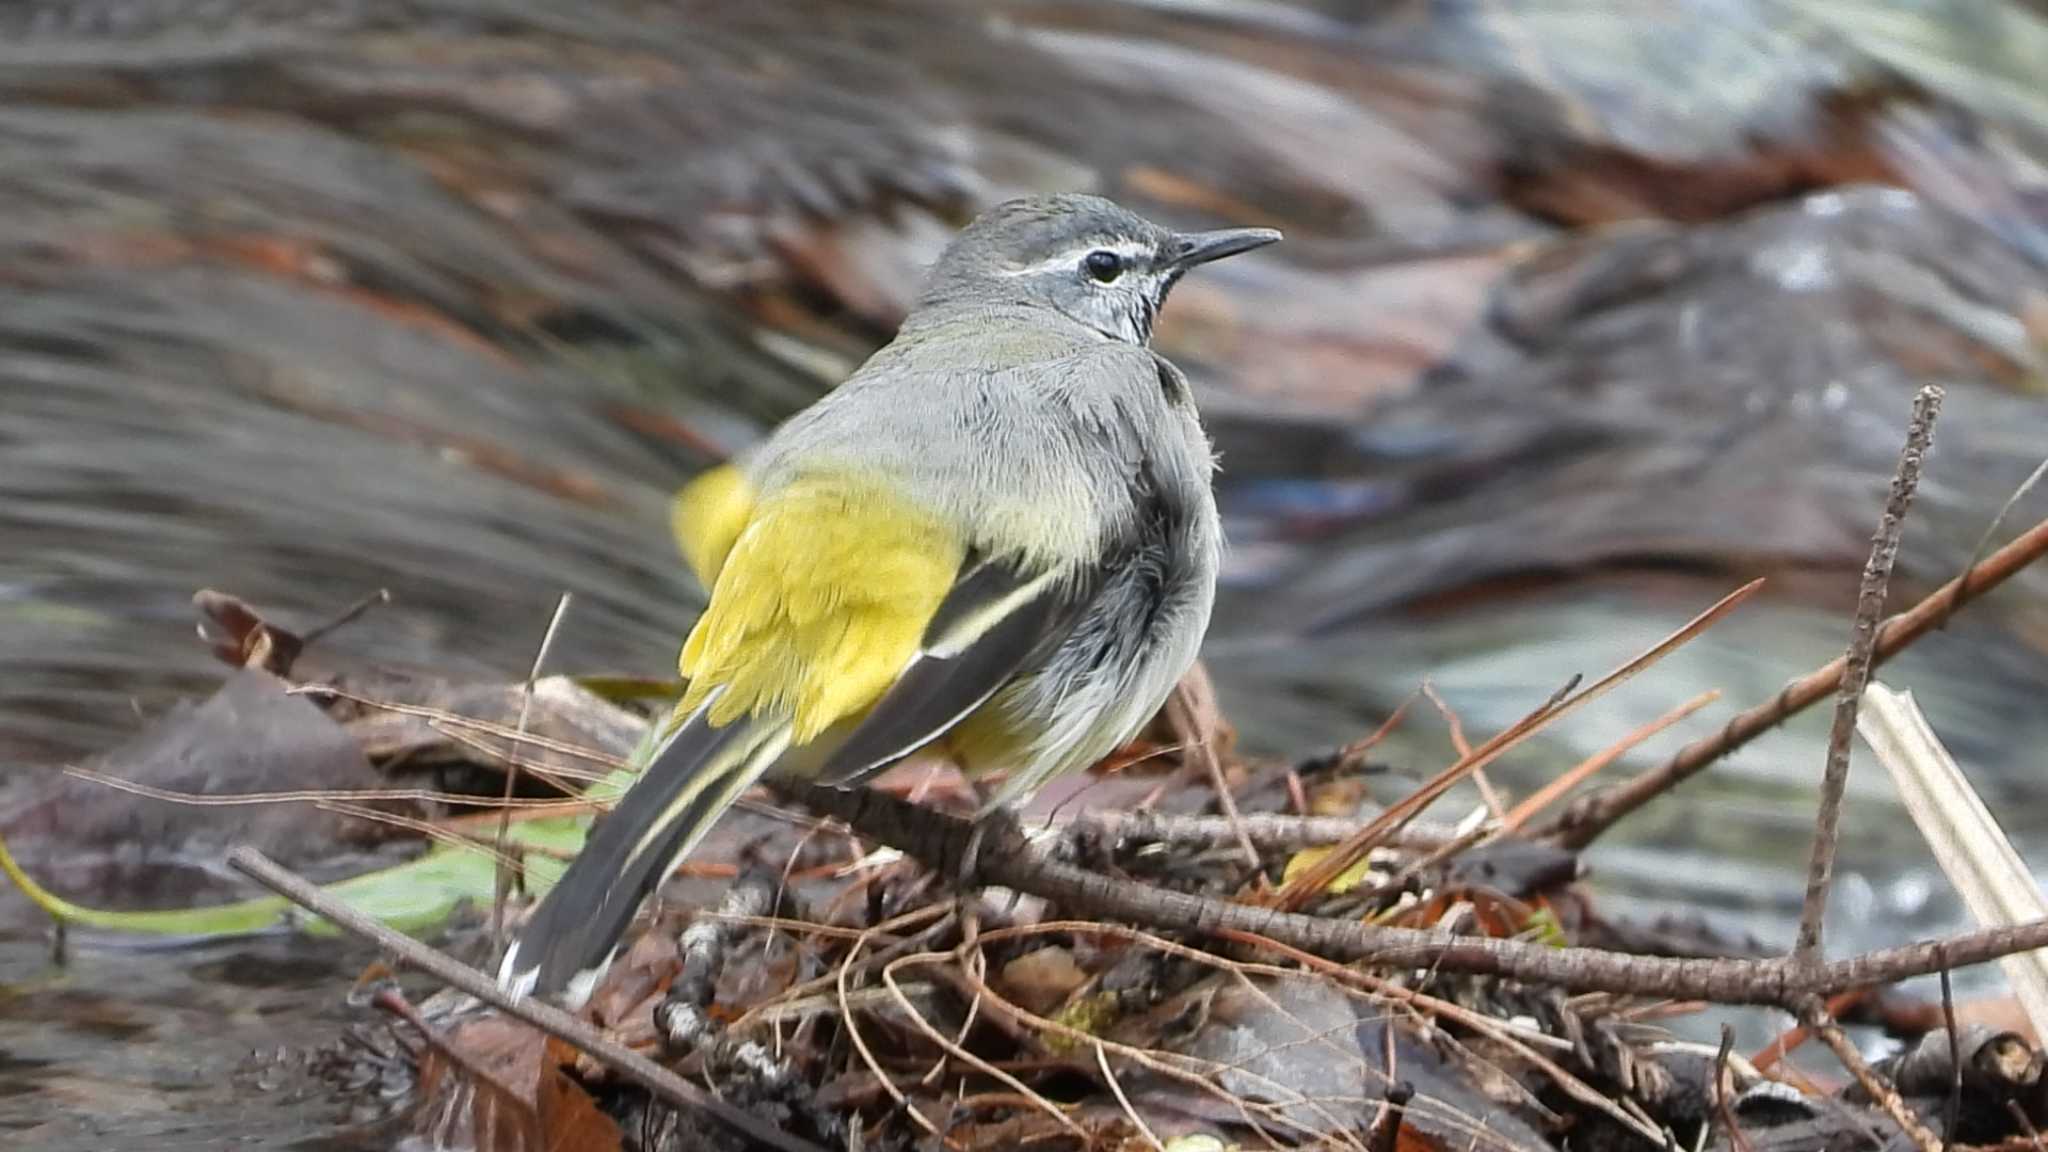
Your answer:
(498, 701), (788, 1003)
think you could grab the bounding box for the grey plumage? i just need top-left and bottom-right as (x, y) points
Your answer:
(501, 193), (1277, 1001)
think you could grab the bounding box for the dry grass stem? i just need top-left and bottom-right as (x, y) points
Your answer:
(1275, 578), (1763, 908)
(1802, 997), (1942, 1152)
(1548, 508), (2048, 851)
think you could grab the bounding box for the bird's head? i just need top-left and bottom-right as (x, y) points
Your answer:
(915, 193), (1280, 345)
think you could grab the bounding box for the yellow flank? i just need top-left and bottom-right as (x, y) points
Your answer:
(678, 472), (962, 742)
(669, 464), (756, 589)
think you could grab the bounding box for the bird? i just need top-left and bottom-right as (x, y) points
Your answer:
(499, 193), (1279, 1003)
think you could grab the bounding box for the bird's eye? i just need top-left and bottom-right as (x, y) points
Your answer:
(1083, 250), (1124, 282)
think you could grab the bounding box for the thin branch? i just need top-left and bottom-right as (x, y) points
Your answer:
(1276, 579), (1763, 908)
(1503, 690), (1720, 833)
(224, 847), (829, 1152)
(1801, 996), (1941, 1152)
(1797, 385), (1942, 963)
(1054, 809), (1456, 854)
(1714, 1025), (1754, 1152)
(1168, 669), (1259, 868)
(300, 587), (393, 646)
(1546, 506), (2048, 850)
(1942, 958), (1962, 1146)
(800, 783), (2048, 1005)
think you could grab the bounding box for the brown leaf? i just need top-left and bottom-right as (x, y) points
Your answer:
(193, 590), (305, 676)
(998, 946), (1089, 1017)
(1, 667), (404, 909)
(416, 1017), (622, 1152)
(584, 925), (682, 1032)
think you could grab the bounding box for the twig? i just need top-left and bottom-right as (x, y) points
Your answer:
(1801, 996), (1941, 1152)
(1547, 507), (2048, 850)
(1098, 1044), (1167, 1152)
(1055, 809), (1456, 854)
(492, 592), (573, 960)
(1942, 959), (1962, 1147)
(837, 923), (960, 1150)
(2006, 1103), (2047, 1152)
(1714, 1025), (1754, 1152)
(1422, 682), (1506, 822)
(1168, 669), (1259, 868)
(876, 952), (1084, 1140)
(1315, 690), (1417, 776)
(1502, 690), (1720, 832)
(799, 783), (2048, 1004)
(300, 587), (393, 646)
(224, 846), (828, 1152)
(1276, 579), (1763, 908)
(1797, 385), (1941, 963)
(1749, 987), (1868, 1073)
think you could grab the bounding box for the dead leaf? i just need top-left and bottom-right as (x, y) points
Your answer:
(193, 590), (305, 676)
(998, 947), (1089, 1017)
(416, 1016), (622, 1152)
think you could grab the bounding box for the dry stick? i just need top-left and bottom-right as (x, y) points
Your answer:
(224, 847), (829, 1152)
(1168, 674), (1260, 868)
(1714, 1025), (1755, 1152)
(1546, 506), (2048, 851)
(1056, 809), (1457, 854)
(1942, 957), (1963, 1146)
(1801, 996), (1942, 1152)
(1797, 385), (1942, 963)
(798, 783), (2048, 1004)
(300, 587), (393, 646)
(1421, 681), (1507, 822)
(490, 592), (573, 962)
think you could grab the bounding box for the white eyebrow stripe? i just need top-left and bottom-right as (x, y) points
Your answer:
(996, 239), (1151, 278)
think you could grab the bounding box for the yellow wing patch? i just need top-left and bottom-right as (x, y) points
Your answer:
(670, 464), (756, 589)
(678, 473), (962, 742)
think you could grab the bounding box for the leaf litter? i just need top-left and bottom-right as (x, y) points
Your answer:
(10, 471), (2048, 1152)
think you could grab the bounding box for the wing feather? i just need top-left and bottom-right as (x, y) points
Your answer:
(815, 554), (1093, 786)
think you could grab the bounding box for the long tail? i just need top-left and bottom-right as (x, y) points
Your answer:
(498, 696), (790, 1004)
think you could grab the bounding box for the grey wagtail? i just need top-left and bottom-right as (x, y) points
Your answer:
(501, 194), (1279, 1002)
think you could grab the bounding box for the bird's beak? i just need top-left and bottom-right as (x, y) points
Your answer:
(1166, 226), (1282, 269)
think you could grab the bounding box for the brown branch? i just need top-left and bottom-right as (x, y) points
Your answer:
(799, 784), (2048, 1005)
(1545, 506), (2048, 851)
(224, 847), (829, 1152)
(1053, 808), (1456, 853)
(1798, 385), (1942, 962)
(1800, 996), (1941, 1152)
